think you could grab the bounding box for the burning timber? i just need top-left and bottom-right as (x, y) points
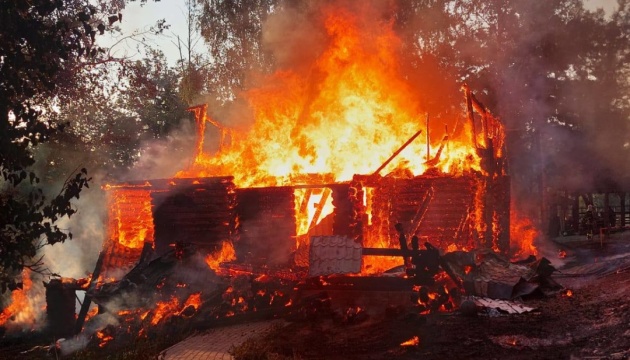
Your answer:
(65, 86), (542, 347)
(98, 86), (510, 280)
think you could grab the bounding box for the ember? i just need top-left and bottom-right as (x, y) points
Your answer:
(96, 330), (113, 348)
(150, 296), (180, 326)
(400, 336), (420, 347)
(464, 265), (473, 275)
(178, 292), (202, 317)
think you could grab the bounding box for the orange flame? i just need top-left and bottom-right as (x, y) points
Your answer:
(96, 330), (113, 348)
(177, 5), (483, 187)
(510, 210), (538, 258)
(106, 187), (153, 249)
(150, 296), (180, 325)
(178, 292), (202, 316)
(400, 336), (420, 347)
(0, 270), (37, 330)
(205, 241), (237, 272)
(85, 306), (99, 323)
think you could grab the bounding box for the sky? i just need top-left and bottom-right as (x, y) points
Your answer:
(107, 1), (194, 65)
(113, 0), (620, 65)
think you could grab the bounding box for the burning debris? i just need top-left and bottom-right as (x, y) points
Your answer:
(2, 2), (630, 359)
(0, 270), (42, 335)
(67, 72), (546, 349)
(400, 335), (420, 347)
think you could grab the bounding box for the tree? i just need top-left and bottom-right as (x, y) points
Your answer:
(196, 0), (279, 103)
(395, 0), (630, 221)
(34, 48), (191, 188)
(0, 0), (112, 288)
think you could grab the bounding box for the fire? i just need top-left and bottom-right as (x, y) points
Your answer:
(464, 265), (473, 275)
(205, 241), (237, 272)
(85, 306), (99, 322)
(178, 292), (202, 316)
(106, 187), (154, 249)
(177, 4), (483, 187)
(510, 210), (538, 258)
(414, 283), (455, 314)
(0, 270), (37, 330)
(150, 296), (180, 325)
(96, 330), (113, 348)
(400, 336), (420, 347)
(564, 289), (573, 297)
(447, 243), (472, 253)
(558, 249), (567, 259)
(294, 187), (335, 237)
(117, 310), (133, 316)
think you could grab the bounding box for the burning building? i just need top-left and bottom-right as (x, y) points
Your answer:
(93, 6), (516, 283)
(55, 6), (546, 338)
(98, 84), (509, 282)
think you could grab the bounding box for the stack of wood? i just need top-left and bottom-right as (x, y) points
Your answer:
(101, 187), (153, 279)
(101, 241), (144, 278)
(329, 184), (354, 239)
(45, 278), (87, 338)
(414, 176), (476, 247)
(235, 186), (296, 266)
(106, 187), (155, 247)
(151, 177), (237, 256)
(362, 173), (512, 254)
(329, 181), (365, 243)
(367, 175), (477, 252)
(486, 175), (511, 252)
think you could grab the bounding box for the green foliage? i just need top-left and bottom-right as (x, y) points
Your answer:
(0, 0), (108, 288)
(196, 0), (279, 102)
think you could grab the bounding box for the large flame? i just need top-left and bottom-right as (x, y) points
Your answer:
(0, 270), (38, 331)
(103, 3), (519, 282)
(105, 186), (154, 249)
(177, 5), (481, 187)
(510, 210), (539, 258)
(205, 241), (237, 272)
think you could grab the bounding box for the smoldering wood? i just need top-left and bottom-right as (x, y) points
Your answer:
(75, 250), (105, 334)
(45, 278), (84, 338)
(151, 178), (237, 256)
(235, 186), (296, 267)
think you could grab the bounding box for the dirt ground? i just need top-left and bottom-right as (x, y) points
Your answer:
(236, 234), (630, 360)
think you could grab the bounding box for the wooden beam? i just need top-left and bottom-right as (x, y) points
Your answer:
(371, 129), (423, 177)
(362, 248), (422, 256)
(74, 250), (105, 334)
